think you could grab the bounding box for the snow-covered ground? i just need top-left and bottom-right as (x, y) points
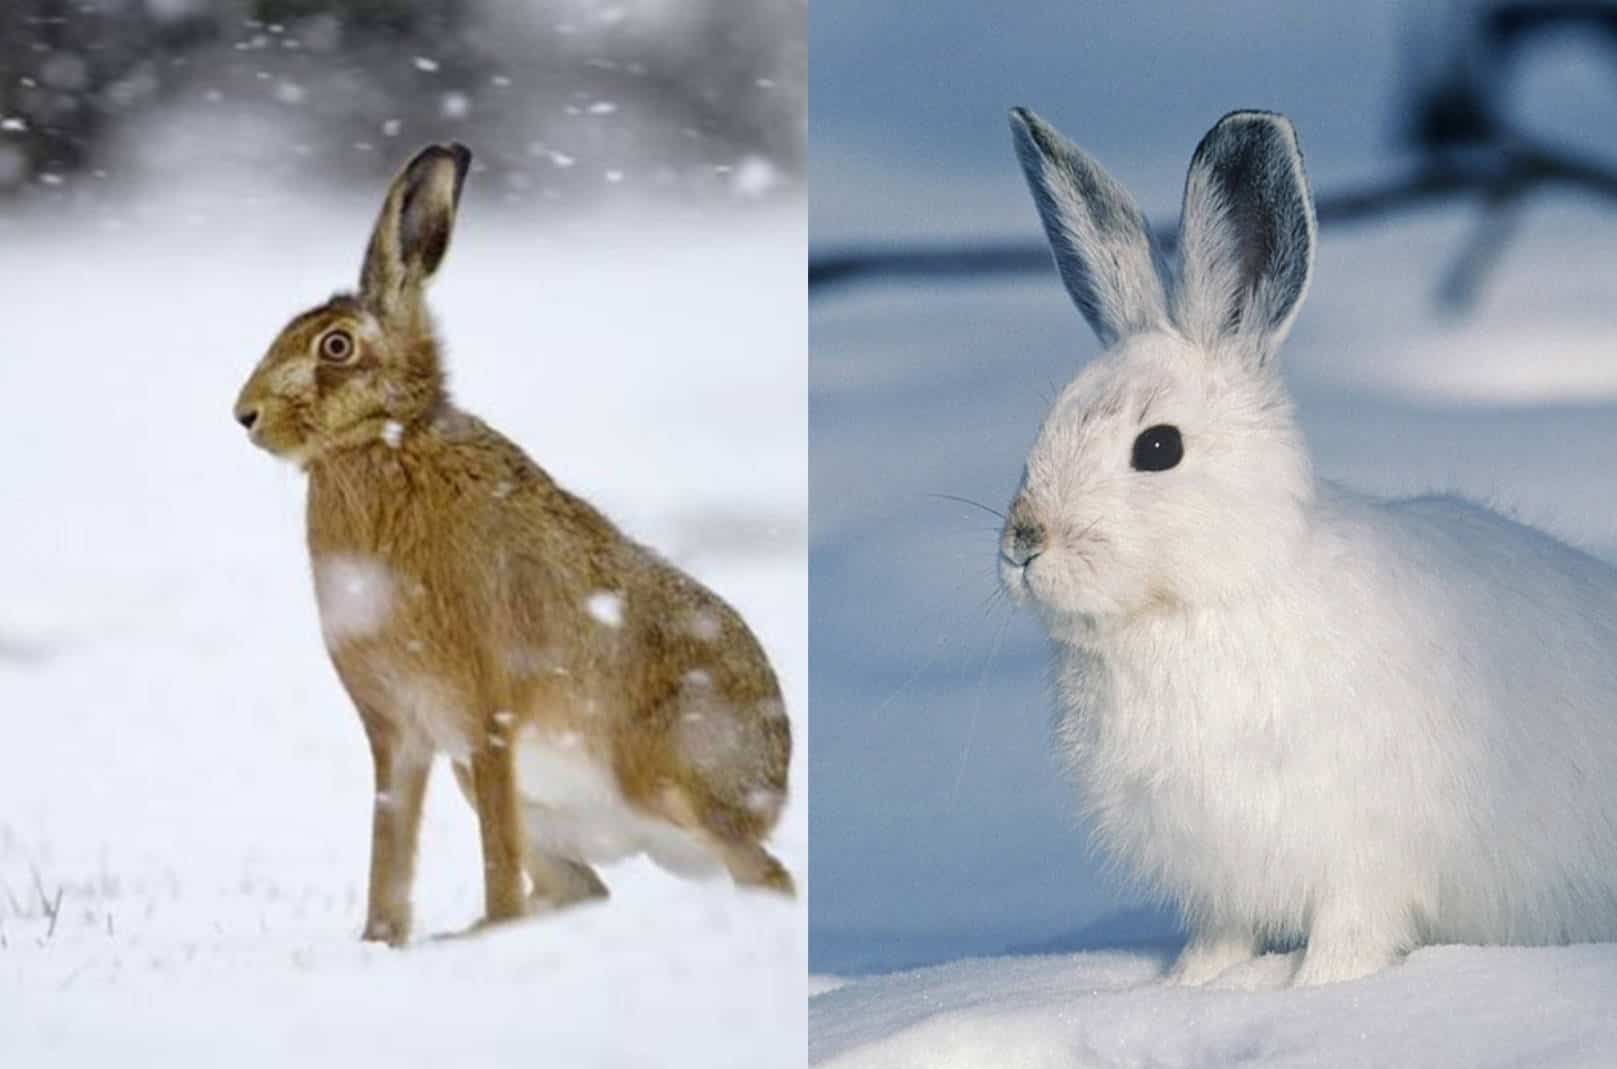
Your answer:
(0, 186), (805, 1065)
(810, 945), (1617, 1068)
(810, 0), (1617, 1063)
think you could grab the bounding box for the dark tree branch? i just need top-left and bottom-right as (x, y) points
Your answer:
(810, 134), (1617, 304)
(812, 1), (1617, 310)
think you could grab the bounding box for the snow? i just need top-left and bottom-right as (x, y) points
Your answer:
(810, 946), (1617, 1067)
(0, 181), (805, 1063)
(312, 554), (395, 645)
(810, 0), (1617, 1062)
(585, 591), (625, 628)
(735, 156), (782, 198)
(441, 92), (472, 121)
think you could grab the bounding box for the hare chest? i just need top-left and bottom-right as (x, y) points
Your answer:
(510, 727), (721, 877)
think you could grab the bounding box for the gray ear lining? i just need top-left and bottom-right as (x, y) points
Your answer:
(1009, 108), (1168, 347)
(1176, 111), (1316, 358)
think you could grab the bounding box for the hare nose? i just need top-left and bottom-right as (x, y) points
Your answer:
(1005, 521), (1045, 567)
(236, 407), (259, 430)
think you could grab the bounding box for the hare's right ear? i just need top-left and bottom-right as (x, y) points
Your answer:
(1175, 112), (1315, 365)
(1009, 108), (1167, 346)
(359, 142), (472, 324)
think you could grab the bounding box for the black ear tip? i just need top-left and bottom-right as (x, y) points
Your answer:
(1210, 110), (1298, 145)
(402, 142), (473, 177)
(1008, 106), (1044, 138)
(1009, 107), (1060, 159)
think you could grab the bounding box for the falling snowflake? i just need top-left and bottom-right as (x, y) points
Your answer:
(746, 787), (783, 815)
(684, 609), (722, 642)
(586, 591), (624, 628)
(732, 156), (779, 198)
(313, 555), (395, 646)
(442, 93), (471, 120)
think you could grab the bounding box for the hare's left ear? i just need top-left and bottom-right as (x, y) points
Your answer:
(1009, 108), (1168, 347)
(360, 142), (472, 323)
(1175, 112), (1315, 366)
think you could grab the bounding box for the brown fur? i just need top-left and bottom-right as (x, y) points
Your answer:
(233, 143), (793, 944)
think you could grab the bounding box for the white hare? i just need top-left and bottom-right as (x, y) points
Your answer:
(999, 107), (1617, 986)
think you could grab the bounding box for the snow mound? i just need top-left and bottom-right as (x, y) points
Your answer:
(811, 945), (1617, 1067)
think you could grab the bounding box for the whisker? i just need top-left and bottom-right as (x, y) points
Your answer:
(869, 574), (982, 718)
(929, 493), (1006, 521)
(953, 607), (1015, 801)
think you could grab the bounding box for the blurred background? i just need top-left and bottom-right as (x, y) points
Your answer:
(0, 0), (802, 206)
(1, 3), (805, 1065)
(810, 0), (1617, 977)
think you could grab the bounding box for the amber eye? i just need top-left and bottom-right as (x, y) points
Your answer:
(318, 328), (356, 363)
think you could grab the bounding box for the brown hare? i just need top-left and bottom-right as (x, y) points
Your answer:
(233, 143), (794, 945)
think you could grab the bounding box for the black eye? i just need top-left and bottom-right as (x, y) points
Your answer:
(318, 328), (355, 363)
(1131, 424), (1183, 472)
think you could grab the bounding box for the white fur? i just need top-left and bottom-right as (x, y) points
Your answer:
(513, 725), (721, 877)
(1004, 109), (1617, 987)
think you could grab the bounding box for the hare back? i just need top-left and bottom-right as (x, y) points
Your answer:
(1060, 482), (1617, 946)
(308, 409), (790, 807)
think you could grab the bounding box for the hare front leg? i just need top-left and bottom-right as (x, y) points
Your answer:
(470, 743), (530, 926)
(1292, 897), (1409, 986)
(360, 714), (431, 946)
(1167, 926), (1260, 986)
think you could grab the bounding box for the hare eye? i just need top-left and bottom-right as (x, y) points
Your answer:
(1131, 424), (1183, 472)
(319, 329), (355, 363)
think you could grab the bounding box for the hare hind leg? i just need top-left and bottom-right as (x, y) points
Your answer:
(526, 847), (608, 910)
(719, 840), (795, 898)
(658, 782), (795, 897)
(449, 760), (607, 911)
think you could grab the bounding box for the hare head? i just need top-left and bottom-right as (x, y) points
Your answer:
(1000, 109), (1320, 629)
(233, 143), (471, 464)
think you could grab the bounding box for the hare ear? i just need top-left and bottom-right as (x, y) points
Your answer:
(359, 142), (472, 322)
(1175, 112), (1315, 365)
(1009, 107), (1167, 347)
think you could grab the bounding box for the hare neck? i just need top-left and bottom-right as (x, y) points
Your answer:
(304, 414), (451, 559)
(1059, 536), (1311, 661)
